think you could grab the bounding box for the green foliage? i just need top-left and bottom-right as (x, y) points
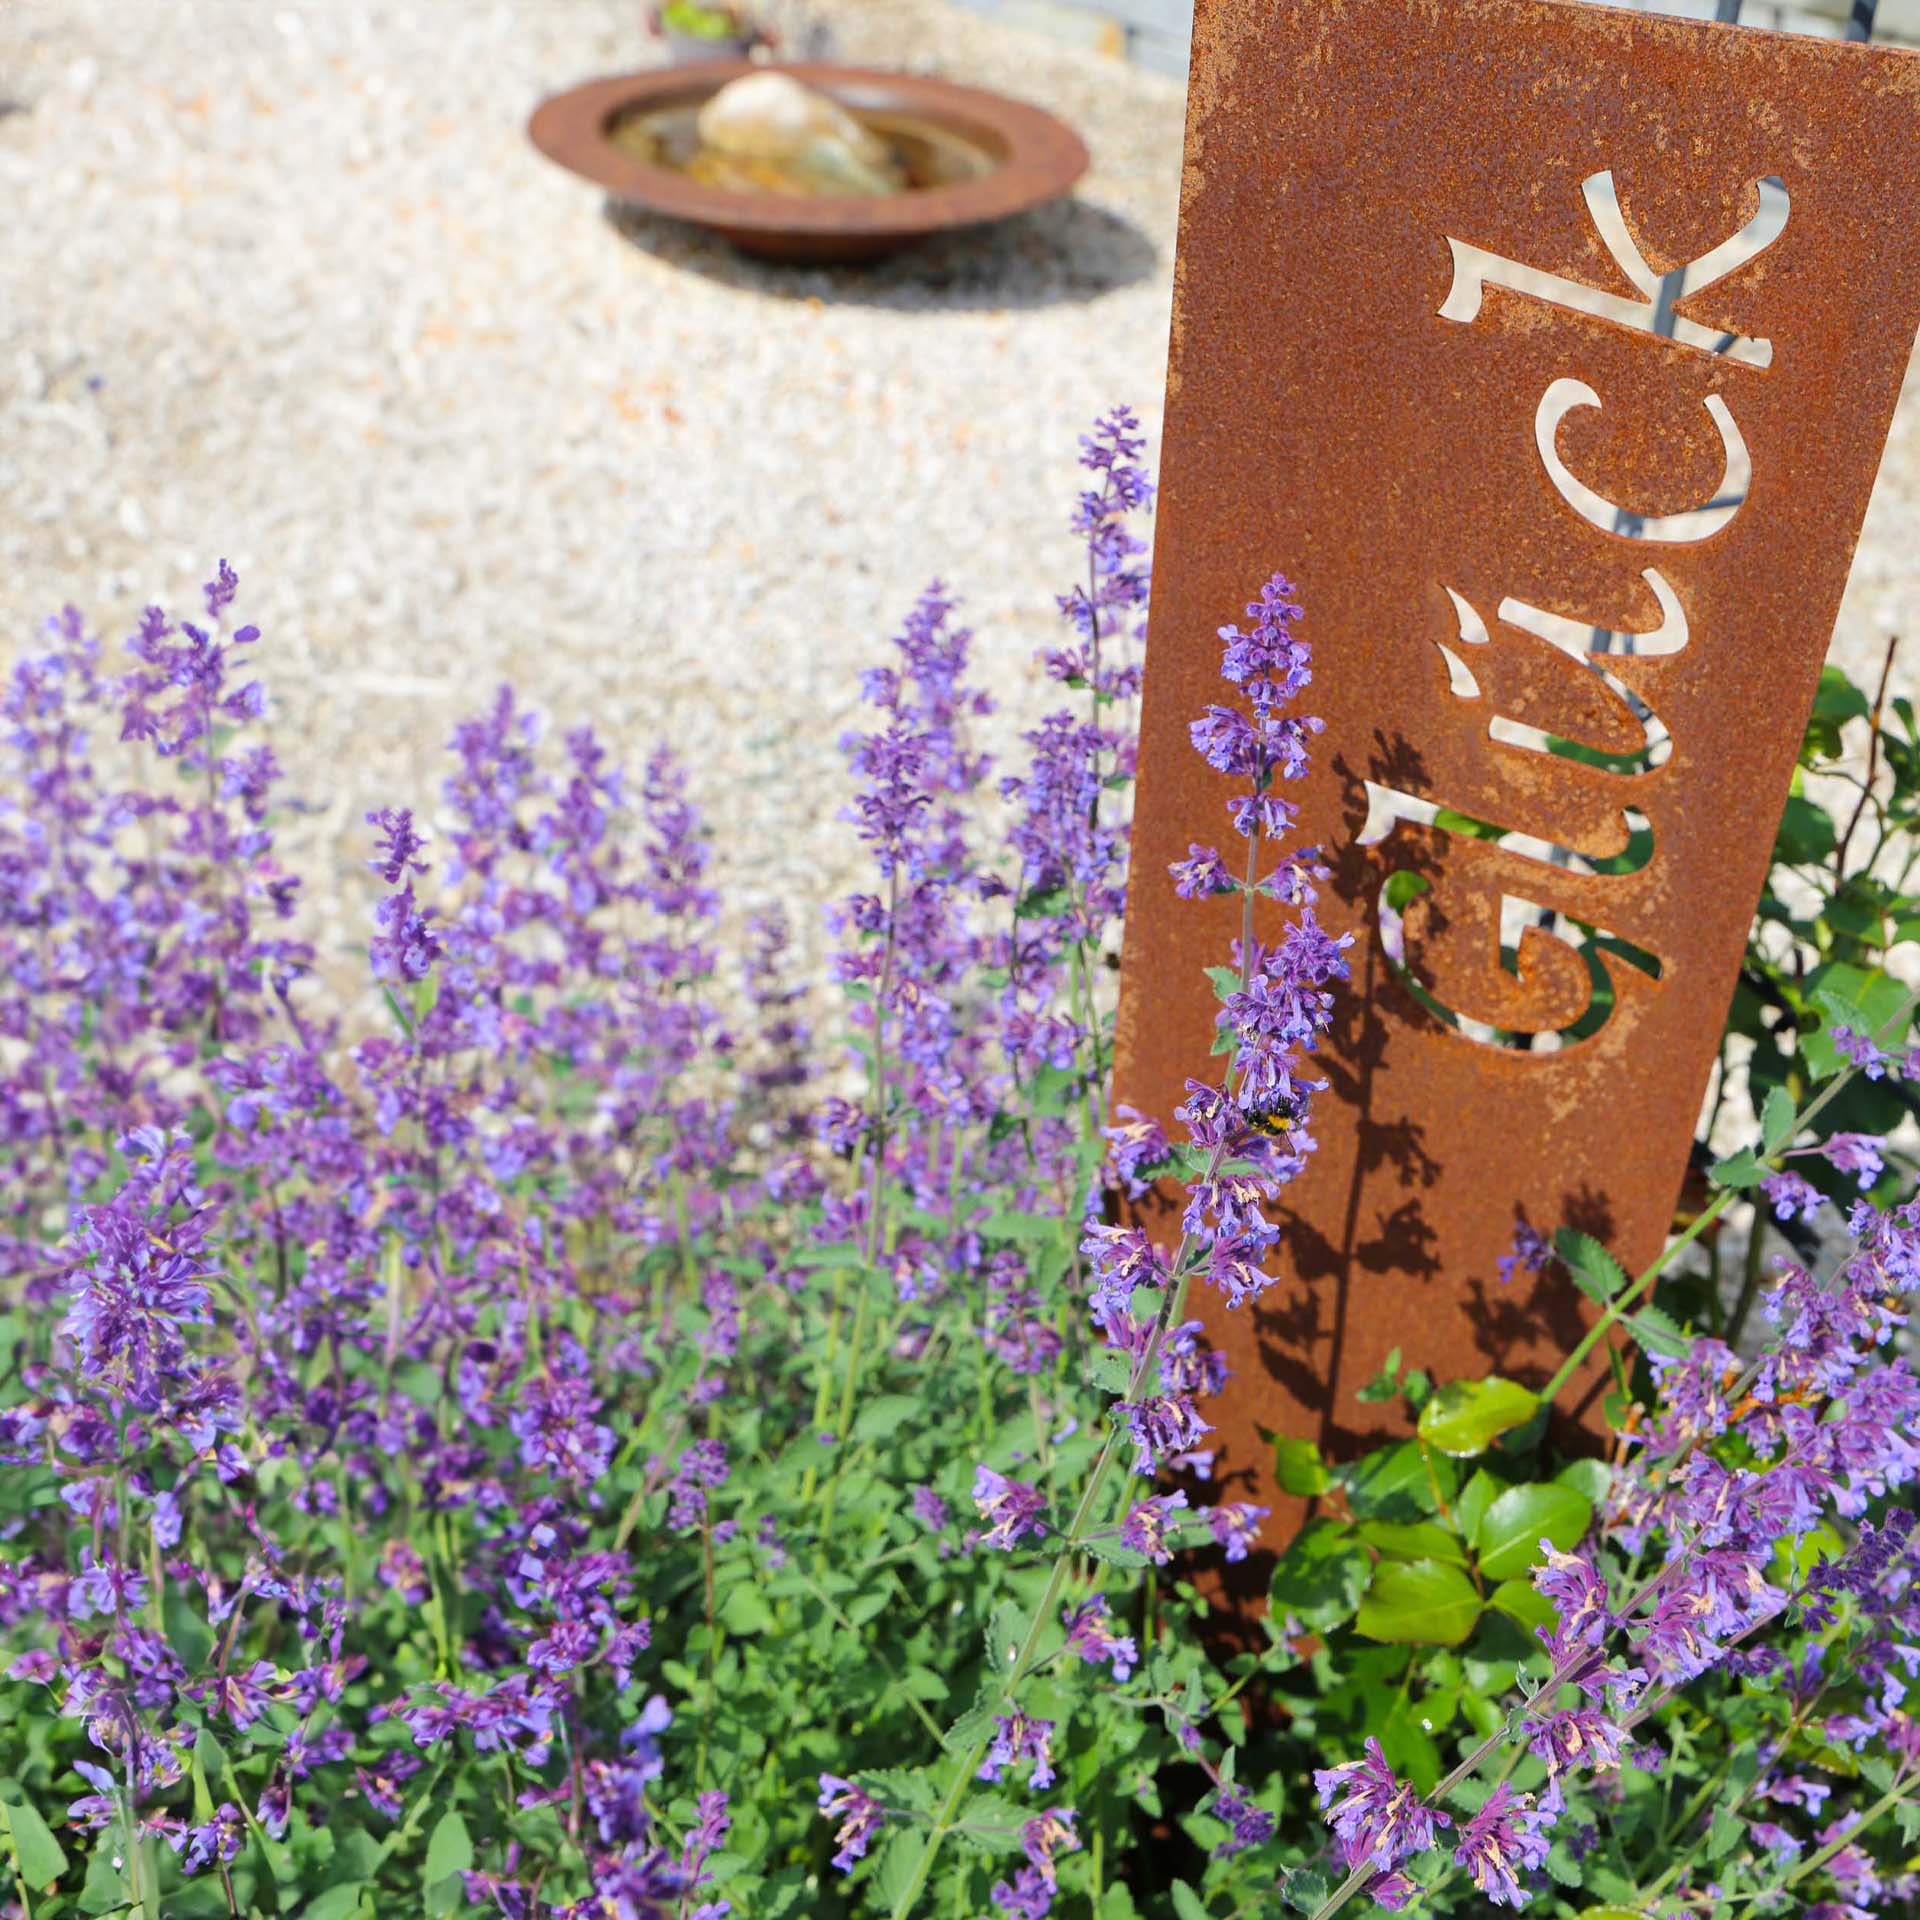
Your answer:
(1415, 1376), (1540, 1457)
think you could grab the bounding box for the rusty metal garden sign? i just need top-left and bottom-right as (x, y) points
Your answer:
(1113, 0), (1920, 1536)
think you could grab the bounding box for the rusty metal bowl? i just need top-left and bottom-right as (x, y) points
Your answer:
(527, 62), (1090, 264)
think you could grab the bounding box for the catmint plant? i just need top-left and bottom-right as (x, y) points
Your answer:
(1, 424), (1916, 1920)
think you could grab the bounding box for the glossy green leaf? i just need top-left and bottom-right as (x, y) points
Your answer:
(1358, 1519), (1469, 1567)
(1416, 1377), (1540, 1457)
(1353, 1558), (1482, 1646)
(1454, 1468), (1506, 1544)
(1339, 1439), (1456, 1520)
(1475, 1482), (1593, 1580)
(1776, 793), (1836, 864)
(1269, 1518), (1369, 1630)
(1554, 1458), (1612, 1508)
(1273, 1434), (1333, 1497)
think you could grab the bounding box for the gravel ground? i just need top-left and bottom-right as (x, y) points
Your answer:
(0, 0), (1183, 997)
(2, 0), (1916, 1013)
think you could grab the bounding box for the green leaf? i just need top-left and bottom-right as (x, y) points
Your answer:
(1269, 1518), (1369, 1630)
(1338, 1440), (1455, 1521)
(1356, 1347), (1403, 1404)
(875, 1830), (929, 1909)
(853, 1394), (918, 1442)
(1455, 1468), (1506, 1544)
(985, 1600), (1027, 1674)
(1358, 1519), (1469, 1566)
(1016, 884), (1072, 919)
(1487, 1578), (1555, 1635)
(303, 1887), (370, 1920)
(720, 1582), (776, 1634)
(978, 1210), (1064, 1244)
(1761, 1085), (1798, 1151)
(1554, 1458), (1612, 1508)
(1708, 1148), (1765, 1190)
(1375, 1690), (1442, 1789)
(1272, 1434), (1333, 1497)
(1474, 1483), (1594, 1581)
(952, 1792), (1031, 1857)
(1416, 1377), (1541, 1457)
(853, 1767), (938, 1814)
(1624, 1305), (1690, 1359)
(1171, 1881), (1210, 1920)
(1812, 664), (1873, 729)
(1353, 1559), (1482, 1645)
(423, 1808), (473, 1911)
(1770, 1521), (1843, 1587)
(1704, 1806), (1745, 1860)
(1554, 1229), (1626, 1302)
(75, 1838), (127, 1916)
(1776, 793), (1836, 864)
(1084, 1349), (1132, 1396)
(0, 1793), (69, 1887)
(1283, 1869), (1332, 1915)
(1204, 965), (1243, 1003)
(1805, 964), (1913, 1080)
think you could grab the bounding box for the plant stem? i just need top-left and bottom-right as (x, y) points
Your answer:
(1784, 1770), (1914, 1891)
(1831, 633), (1899, 880)
(1724, 1202), (1770, 1349)
(1542, 984), (1920, 1410)
(886, 823), (1269, 1920)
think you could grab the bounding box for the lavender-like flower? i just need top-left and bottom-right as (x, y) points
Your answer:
(1313, 1737), (1451, 1875)
(973, 1466), (1049, 1551)
(1451, 1783), (1555, 1907)
(817, 1775), (884, 1872)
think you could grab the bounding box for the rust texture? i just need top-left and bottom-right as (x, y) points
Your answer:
(527, 63), (1088, 263)
(1114, 0), (1920, 1562)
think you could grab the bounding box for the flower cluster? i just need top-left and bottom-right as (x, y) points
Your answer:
(1307, 1181), (1920, 1912)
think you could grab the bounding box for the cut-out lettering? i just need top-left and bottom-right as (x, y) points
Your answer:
(1359, 783), (1654, 878)
(1446, 571), (1686, 774)
(1377, 871), (1662, 1049)
(1440, 171), (1788, 368)
(1395, 164), (1782, 1046)
(1536, 378), (1747, 541)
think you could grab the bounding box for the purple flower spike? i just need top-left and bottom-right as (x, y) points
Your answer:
(1313, 1738), (1450, 1875)
(1452, 1783), (1557, 1907)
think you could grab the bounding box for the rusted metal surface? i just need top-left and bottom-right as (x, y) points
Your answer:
(1115, 0), (1920, 1565)
(527, 63), (1088, 263)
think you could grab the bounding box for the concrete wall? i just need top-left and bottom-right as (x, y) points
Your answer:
(946, 0), (1920, 75)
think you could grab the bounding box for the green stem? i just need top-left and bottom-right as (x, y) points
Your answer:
(1724, 1191), (1772, 1349)
(1542, 983), (1920, 1410)
(1784, 1771), (1915, 1891)
(886, 822), (1270, 1920)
